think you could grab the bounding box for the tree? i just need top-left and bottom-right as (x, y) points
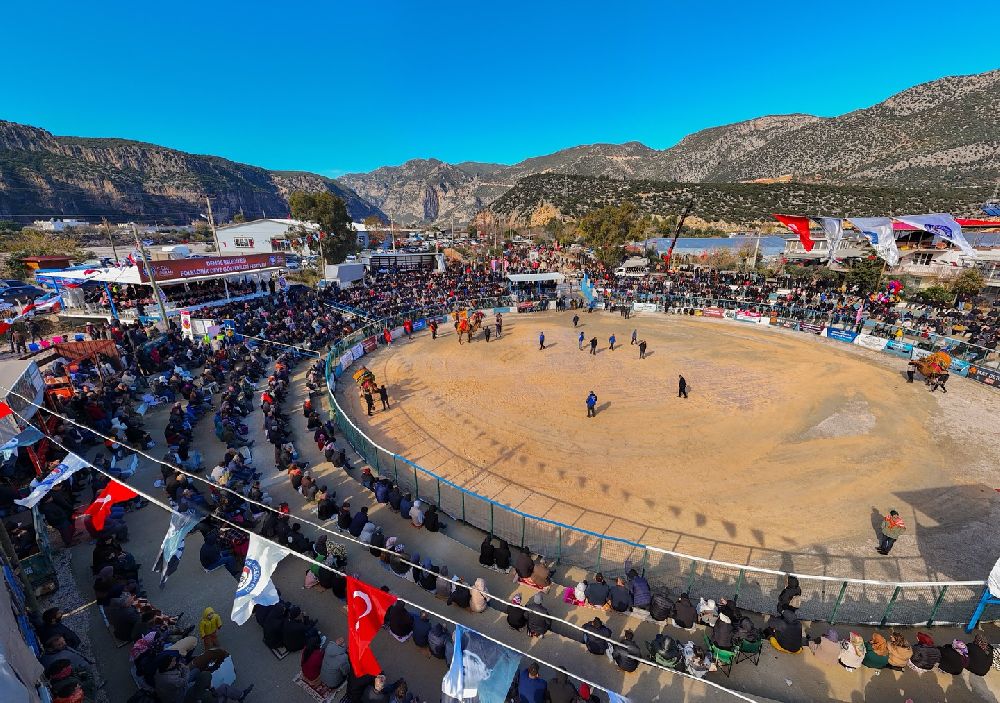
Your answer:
(0, 229), (88, 280)
(232, 212), (246, 224)
(467, 225), (478, 239)
(845, 258), (884, 295)
(951, 268), (985, 301)
(916, 285), (954, 306)
(576, 203), (645, 267)
(288, 191), (354, 264)
(362, 215), (386, 249)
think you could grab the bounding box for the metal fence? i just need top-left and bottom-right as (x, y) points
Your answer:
(323, 300), (995, 626)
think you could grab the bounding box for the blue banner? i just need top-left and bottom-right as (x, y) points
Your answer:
(826, 328), (858, 343)
(884, 340), (913, 358)
(413, 318), (427, 331)
(950, 358), (970, 377)
(441, 625), (522, 703)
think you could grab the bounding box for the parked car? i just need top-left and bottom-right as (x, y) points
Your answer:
(0, 281), (45, 304)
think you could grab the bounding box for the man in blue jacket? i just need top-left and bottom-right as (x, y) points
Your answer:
(586, 391), (597, 418)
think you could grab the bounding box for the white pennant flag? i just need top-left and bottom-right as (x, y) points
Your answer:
(894, 213), (978, 259)
(231, 533), (289, 625)
(15, 453), (89, 508)
(847, 217), (899, 267)
(817, 217), (844, 262)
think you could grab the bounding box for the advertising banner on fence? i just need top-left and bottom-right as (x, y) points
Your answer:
(413, 318), (427, 331)
(884, 340), (913, 358)
(826, 328), (858, 343)
(516, 301), (538, 312)
(774, 318), (799, 330)
(362, 336), (378, 353)
(632, 303), (658, 313)
(390, 326), (405, 340)
(950, 358), (971, 377)
(799, 322), (824, 334)
(339, 349), (354, 369)
(911, 348), (932, 360)
(139, 253), (286, 282)
(854, 333), (888, 351)
(735, 310), (761, 323)
(351, 343), (365, 360)
(969, 364), (1000, 386)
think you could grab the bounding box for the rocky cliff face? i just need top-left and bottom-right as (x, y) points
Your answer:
(0, 122), (384, 223)
(339, 69), (1000, 224)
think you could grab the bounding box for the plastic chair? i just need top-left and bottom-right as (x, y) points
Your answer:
(52, 335), (64, 344)
(736, 636), (763, 666)
(705, 633), (737, 677)
(74, 333), (85, 342)
(27, 343), (40, 352)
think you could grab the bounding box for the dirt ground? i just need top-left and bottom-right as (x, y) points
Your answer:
(336, 310), (1000, 584)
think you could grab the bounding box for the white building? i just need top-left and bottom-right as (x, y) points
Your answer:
(32, 218), (88, 231)
(214, 219), (318, 255)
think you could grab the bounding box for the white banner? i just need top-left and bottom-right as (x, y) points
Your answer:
(895, 213), (977, 259)
(351, 343), (365, 360)
(231, 534), (289, 625)
(989, 557), (1000, 599)
(854, 333), (888, 351)
(848, 217), (899, 267)
(632, 303), (658, 313)
(15, 453), (89, 508)
(818, 217), (844, 261)
(339, 349), (354, 369)
(179, 310), (193, 340)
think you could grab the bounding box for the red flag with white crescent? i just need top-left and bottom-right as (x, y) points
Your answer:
(84, 480), (139, 530)
(346, 576), (396, 676)
(773, 214), (814, 252)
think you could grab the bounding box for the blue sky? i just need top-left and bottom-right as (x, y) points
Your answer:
(3, 1), (997, 176)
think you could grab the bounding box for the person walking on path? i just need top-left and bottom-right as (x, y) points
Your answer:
(538, 331), (546, 350)
(609, 334), (616, 351)
(586, 391), (598, 418)
(573, 314), (580, 328)
(430, 320), (438, 340)
(877, 510), (906, 555)
(484, 325), (492, 343)
(638, 340), (647, 359)
(377, 385), (390, 410)
(589, 337), (598, 355)
(578, 331), (585, 350)
(495, 313), (503, 338)
(631, 329), (638, 345)
(678, 375), (688, 398)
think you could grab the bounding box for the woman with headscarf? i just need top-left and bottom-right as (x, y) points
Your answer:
(506, 593), (527, 631)
(409, 552), (422, 582)
(493, 539), (511, 572)
(530, 557), (551, 588)
(839, 632), (866, 671)
(478, 535), (495, 568)
(776, 574), (801, 613)
(386, 601), (413, 642)
(419, 557), (438, 592)
(428, 622), (449, 659)
(966, 633), (994, 676)
(469, 578), (490, 614)
(312, 535), (327, 559)
(435, 565), (453, 600)
(863, 632), (890, 669)
(808, 628), (842, 666)
(938, 639), (969, 675)
(887, 631), (914, 669)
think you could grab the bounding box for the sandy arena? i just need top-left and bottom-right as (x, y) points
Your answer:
(336, 310), (1000, 583)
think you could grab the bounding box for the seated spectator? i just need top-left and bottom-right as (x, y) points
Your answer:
(766, 609), (803, 654)
(529, 558), (551, 589)
(608, 577), (632, 613)
(435, 566), (453, 600)
(776, 574), (802, 613)
(386, 601), (413, 642)
(478, 535), (495, 568)
(282, 606), (315, 652)
(398, 493), (413, 521)
(428, 623), (449, 659)
(514, 549), (534, 580)
(672, 593), (696, 629)
(493, 539), (512, 572)
(517, 661), (548, 703)
(888, 631), (915, 670)
(839, 632), (866, 671)
(526, 594), (551, 638)
(584, 573), (610, 609)
(967, 634), (993, 676)
(448, 577), (472, 609)
(507, 594), (527, 631)
(938, 639), (969, 675)
(469, 578), (489, 614)
(301, 637), (324, 688)
(547, 672), (577, 703)
(348, 507), (369, 537)
(409, 500), (426, 528)
(710, 612), (736, 651)
(411, 612), (431, 649)
(613, 630), (641, 673)
(627, 568), (651, 609)
(319, 636), (349, 690)
(200, 531), (240, 578)
(40, 608), (82, 650)
(582, 617), (612, 656)
(858, 632), (889, 670)
(697, 597), (718, 627)
(423, 505), (442, 532)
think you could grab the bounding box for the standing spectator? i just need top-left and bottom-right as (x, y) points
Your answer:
(678, 374), (688, 398)
(517, 661), (548, 703)
(586, 391), (598, 418)
(877, 510), (906, 555)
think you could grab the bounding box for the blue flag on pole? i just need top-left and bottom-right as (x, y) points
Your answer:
(442, 625), (522, 703)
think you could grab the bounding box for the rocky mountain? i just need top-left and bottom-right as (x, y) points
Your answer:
(341, 69), (1000, 224)
(0, 121), (384, 224)
(489, 174), (991, 230)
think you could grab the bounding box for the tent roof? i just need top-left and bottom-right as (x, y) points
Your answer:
(505, 273), (565, 283)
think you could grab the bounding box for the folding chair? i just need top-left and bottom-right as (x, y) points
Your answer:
(735, 636), (763, 666)
(705, 633), (737, 677)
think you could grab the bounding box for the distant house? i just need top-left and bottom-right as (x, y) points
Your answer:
(20, 255), (72, 271)
(215, 218), (318, 255)
(31, 218), (88, 232)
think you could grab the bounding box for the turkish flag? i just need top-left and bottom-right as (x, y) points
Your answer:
(346, 576), (396, 676)
(84, 480), (138, 530)
(773, 214), (814, 252)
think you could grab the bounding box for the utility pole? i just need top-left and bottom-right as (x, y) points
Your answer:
(132, 223), (170, 328)
(102, 218), (119, 263)
(205, 197), (229, 298)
